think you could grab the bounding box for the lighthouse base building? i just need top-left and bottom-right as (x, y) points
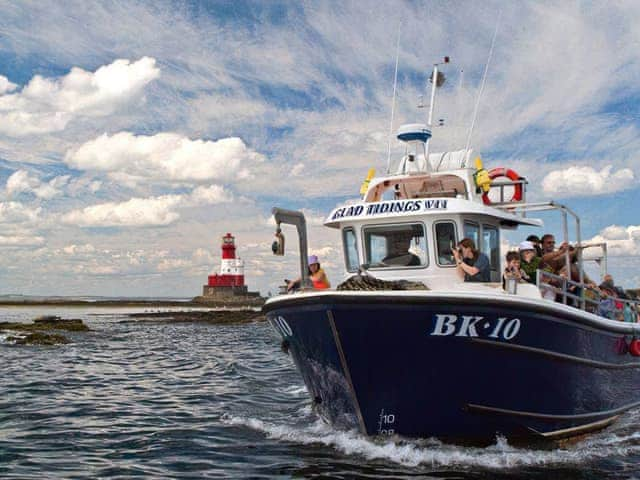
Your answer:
(197, 233), (262, 305)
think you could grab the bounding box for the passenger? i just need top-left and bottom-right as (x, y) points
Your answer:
(502, 250), (530, 290)
(599, 274), (628, 299)
(555, 249), (598, 306)
(519, 240), (557, 300)
(624, 302), (635, 323)
(597, 292), (617, 319)
(526, 234), (543, 257)
(287, 255), (331, 291)
(453, 238), (490, 282)
(518, 241), (540, 283)
(382, 231), (421, 266)
(539, 233), (575, 274)
(308, 255), (331, 289)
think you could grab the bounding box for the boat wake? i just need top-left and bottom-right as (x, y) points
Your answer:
(223, 410), (640, 470)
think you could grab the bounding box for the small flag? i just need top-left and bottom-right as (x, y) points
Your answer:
(360, 168), (376, 196)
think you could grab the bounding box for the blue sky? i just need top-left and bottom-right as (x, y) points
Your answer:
(0, 0), (639, 297)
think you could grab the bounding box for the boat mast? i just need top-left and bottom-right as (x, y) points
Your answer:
(425, 57), (449, 162)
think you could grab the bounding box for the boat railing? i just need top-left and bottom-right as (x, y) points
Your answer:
(499, 201), (586, 290)
(537, 269), (640, 321)
(485, 179), (528, 206)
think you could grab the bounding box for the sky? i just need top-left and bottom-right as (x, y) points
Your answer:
(0, 0), (639, 298)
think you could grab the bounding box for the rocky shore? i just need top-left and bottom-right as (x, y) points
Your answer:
(123, 309), (265, 324)
(1, 308), (266, 346)
(0, 315), (89, 345)
(0, 296), (265, 308)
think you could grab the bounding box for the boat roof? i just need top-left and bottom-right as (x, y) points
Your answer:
(324, 196), (542, 228)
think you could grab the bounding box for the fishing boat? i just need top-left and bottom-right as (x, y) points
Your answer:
(263, 59), (640, 444)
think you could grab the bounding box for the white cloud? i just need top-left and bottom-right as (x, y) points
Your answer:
(62, 243), (96, 255)
(0, 57), (159, 136)
(290, 163), (305, 176)
(187, 184), (230, 205)
(0, 201), (40, 223)
(0, 234), (45, 246)
(64, 132), (264, 184)
(6, 169), (69, 199)
(542, 165), (635, 197)
(587, 224), (640, 257)
(156, 258), (191, 272)
(0, 75), (17, 94)
(600, 225), (629, 241)
(60, 184), (230, 228)
(61, 194), (182, 227)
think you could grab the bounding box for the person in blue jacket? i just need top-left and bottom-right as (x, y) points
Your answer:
(453, 238), (490, 282)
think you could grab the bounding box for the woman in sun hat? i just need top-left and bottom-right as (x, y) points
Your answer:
(307, 255), (331, 289)
(287, 255), (331, 291)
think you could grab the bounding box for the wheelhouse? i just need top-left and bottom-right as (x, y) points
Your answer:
(327, 193), (536, 285)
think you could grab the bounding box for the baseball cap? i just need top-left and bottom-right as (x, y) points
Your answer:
(518, 241), (535, 252)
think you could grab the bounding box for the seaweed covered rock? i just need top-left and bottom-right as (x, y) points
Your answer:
(0, 316), (88, 332)
(0, 316), (89, 345)
(125, 309), (265, 324)
(8, 332), (70, 345)
(33, 316), (88, 331)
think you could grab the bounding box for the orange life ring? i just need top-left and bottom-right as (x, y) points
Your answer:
(482, 167), (523, 205)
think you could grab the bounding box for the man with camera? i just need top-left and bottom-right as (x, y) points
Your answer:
(452, 238), (490, 282)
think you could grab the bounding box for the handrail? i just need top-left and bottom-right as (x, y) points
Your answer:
(485, 179), (528, 205)
(537, 269), (640, 321)
(500, 201), (585, 308)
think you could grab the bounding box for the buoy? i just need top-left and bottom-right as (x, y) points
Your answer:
(482, 167), (523, 205)
(629, 338), (640, 356)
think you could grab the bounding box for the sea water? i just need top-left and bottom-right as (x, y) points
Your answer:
(2, 306), (640, 479)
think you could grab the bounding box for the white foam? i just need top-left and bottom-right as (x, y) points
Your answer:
(279, 385), (308, 396)
(222, 414), (640, 469)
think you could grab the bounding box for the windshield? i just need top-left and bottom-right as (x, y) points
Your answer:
(363, 223), (427, 268)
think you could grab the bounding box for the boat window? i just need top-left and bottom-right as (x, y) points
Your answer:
(434, 221), (457, 266)
(343, 228), (359, 272)
(482, 224), (500, 271)
(463, 221), (480, 247)
(363, 223), (427, 268)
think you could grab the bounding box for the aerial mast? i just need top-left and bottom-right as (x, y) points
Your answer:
(425, 56), (449, 160)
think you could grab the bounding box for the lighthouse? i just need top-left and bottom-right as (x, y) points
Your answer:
(208, 233), (245, 287)
(200, 233), (262, 303)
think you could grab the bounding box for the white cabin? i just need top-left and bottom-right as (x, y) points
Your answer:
(324, 123), (540, 290)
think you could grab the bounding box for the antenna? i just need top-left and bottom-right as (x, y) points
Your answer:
(424, 56), (449, 162)
(464, 10), (502, 164)
(386, 23), (402, 173)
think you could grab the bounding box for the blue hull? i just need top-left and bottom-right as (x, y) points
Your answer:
(264, 293), (640, 444)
